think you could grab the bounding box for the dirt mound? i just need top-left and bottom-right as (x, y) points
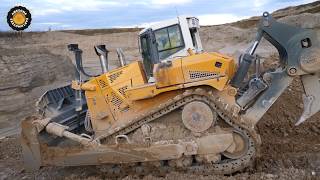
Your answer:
(230, 0), (320, 29)
(0, 46), (74, 129)
(61, 28), (142, 36)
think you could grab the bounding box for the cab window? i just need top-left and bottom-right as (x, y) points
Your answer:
(154, 24), (184, 59)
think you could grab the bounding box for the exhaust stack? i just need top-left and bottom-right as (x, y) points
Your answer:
(94, 45), (109, 73)
(67, 44), (83, 111)
(116, 48), (127, 67)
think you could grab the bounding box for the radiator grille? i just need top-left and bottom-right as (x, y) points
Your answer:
(118, 86), (128, 96)
(108, 71), (123, 83)
(110, 92), (123, 109)
(98, 79), (107, 89)
(189, 71), (218, 80)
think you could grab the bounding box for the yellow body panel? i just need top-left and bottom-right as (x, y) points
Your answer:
(83, 61), (147, 133)
(127, 52), (235, 100)
(85, 79), (113, 132)
(80, 52), (236, 136)
(126, 83), (184, 101)
(126, 76), (228, 101)
(154, 59), (184, 88)
(182, 52), (235, 83)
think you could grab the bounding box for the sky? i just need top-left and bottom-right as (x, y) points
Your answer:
(0, 0), (317, 31)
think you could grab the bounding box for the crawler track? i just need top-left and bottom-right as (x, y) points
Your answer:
(93, 88), (259, 176)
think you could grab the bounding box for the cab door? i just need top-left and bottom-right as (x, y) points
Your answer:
(140, 29), (159, 78)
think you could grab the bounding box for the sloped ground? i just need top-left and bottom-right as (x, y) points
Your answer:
(0, 1), (320, 179)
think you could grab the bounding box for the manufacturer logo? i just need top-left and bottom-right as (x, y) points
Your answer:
(7, 6), (32, 31)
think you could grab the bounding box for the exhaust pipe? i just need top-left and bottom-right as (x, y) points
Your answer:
(67, 44), (83, 112)
(94, 45), (109, 73)
(116, 48), (127, 67)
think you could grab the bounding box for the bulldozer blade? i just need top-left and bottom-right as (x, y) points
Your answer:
(36, 84), (87, 131)
(296, 74), (320, 126)
(21, 117), (42, 171)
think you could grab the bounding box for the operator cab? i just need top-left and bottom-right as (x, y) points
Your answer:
(139, 16), (203, 79)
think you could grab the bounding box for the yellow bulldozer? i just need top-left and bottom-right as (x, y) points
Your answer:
(21, 12), (320, 175)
